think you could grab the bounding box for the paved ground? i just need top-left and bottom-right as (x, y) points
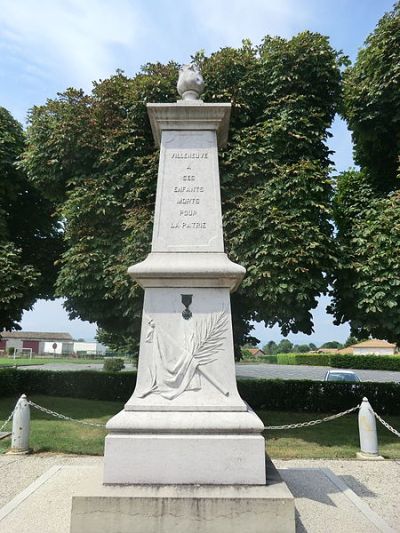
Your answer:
(236, 363), (400, 383)
(0, 454), (398, 532)
(16, 362), (400, 383)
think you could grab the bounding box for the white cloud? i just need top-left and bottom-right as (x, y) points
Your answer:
(188, 0), (314, 49)
(0, 0), (148, 91)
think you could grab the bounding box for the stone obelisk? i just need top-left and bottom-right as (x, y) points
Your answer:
(71, 64), (295, 533)
(103, 64), (266, 485)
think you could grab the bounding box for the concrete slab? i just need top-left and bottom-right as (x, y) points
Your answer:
(71, 461), (294, 533)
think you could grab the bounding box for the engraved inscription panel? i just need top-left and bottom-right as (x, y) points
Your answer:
(152, 131), (224, 252)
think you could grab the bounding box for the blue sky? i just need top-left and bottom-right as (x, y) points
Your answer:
(0, 0), (394, 345)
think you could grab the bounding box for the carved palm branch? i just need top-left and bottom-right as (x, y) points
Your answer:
(190, 311), (227, 365)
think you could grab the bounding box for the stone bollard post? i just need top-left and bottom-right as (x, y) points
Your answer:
(8, 394), (31, 454)
(356, 397), (383, 460)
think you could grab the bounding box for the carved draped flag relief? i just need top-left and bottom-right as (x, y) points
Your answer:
(137, 311), (228, 400)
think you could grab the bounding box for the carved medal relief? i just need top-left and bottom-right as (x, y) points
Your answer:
(151, 131), (224, 252)
(134, 288), (235, 402)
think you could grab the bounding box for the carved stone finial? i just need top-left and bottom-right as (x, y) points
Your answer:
(177, 63), (204, 101)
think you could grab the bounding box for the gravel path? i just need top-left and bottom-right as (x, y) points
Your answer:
(1, 455), (399, 532)
(275, 459), (400, 532)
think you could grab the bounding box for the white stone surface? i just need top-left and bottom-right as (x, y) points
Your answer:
(104, 92), (266, 488)
(106, 408), (264, 432)
(147, 102), (231, 149)
(153, 130), (223, 252)
(74, 463), (294, 533)
(124, 287), (244, 411)
(104, 433), (266, 485)
(10, 395), (30, 453)
(129, 252), (245, 290)
(177, 63), (204, 101)
(358, 397), (380, 456)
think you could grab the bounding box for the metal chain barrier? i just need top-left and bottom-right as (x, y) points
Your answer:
(10, 399), (400, 439)
(263, 405), (360, 430)
(26, 398), (361, 432)
(373, 410), (400, 438)
(0, 408), (15, 433)
(27, 400), (106, 429)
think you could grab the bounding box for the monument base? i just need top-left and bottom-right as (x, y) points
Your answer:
(71, 460), (295, 533)
(104, 433), (266, 485)
(103, 407), (266, 485)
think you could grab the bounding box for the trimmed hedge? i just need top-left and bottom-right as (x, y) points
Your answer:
(241, 355), (278, 363)
(255, 353), (400, 371)
(103, 358), (125, 372)
(0, 369), (136, 403)
(276, 353), (331, 366)
(237, 379), (400, 414)
(331, 354), (400, 371)
(1, 369), (400, 414)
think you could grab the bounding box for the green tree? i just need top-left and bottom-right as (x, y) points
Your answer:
(292, 344), (311, 353)
(344, 335), (358, 347)
(23, 34), (345, 351)
(342, 2), (400, 193)
(320, 341), (342, 349)
(331, 2), (400, 343)
(277, 339), (293, 353)
(0, 107), (62, 331)
(263, 340), (277, 355)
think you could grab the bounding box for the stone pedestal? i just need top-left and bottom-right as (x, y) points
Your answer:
(104, 409), (266, 485)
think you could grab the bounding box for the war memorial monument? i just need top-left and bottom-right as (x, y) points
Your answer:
(70, 64), (295, 533)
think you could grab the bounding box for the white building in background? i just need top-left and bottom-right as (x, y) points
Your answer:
(0, 331), (107, 357)
(352, 339), (396, 356)
(73, 341), (107, 356)
(0, 331), (74, 356)
(43, 340), (73, 355)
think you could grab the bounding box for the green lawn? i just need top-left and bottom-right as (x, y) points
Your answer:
(0, 396), (399, 459)
(259, 410), (400, 459)
(0, 396), (111, 455)
(0, 357), (105, 367)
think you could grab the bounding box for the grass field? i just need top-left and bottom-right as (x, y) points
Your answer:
(1, 396), (399, 459)
(0, 357), (104, 367)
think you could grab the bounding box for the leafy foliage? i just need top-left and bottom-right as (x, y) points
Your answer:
(320, 341), (342, 349)
(22, 35), (344, 350)
(331, 180), (400, 341)
(0, 107), (62, 330)
(262, 339), (317, 354)
(103, 358), (125, 372)
(344, 335), (359, 347)
(331, 3), (400, 343)
(343, 2), (400, 193)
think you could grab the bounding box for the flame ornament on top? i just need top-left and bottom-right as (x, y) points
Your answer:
(177, 63), (204, 101)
